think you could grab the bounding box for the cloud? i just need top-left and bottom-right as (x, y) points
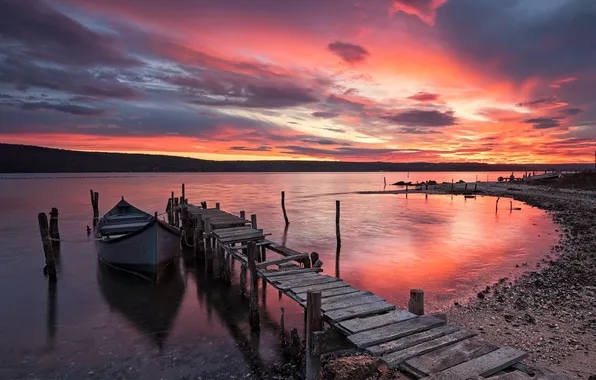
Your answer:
(390, 0), (449, 25)
(523, 117), (560, 129)
(299, 137), (351, 146)
(407, 92), (440, 102)
(560, 108), (583, 116)
(516, 97), (566, 109)
(382, 109), (457, 127)
(328, 41), (369, 63)
(397, 127), (442, 134)
(0, 0), (141, 68)
(18, 101), (107, 116)
(229, 146), (272, 152)
(312, 111), (339, 118)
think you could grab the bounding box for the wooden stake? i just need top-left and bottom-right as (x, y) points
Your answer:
(306, 290), (323, 380)
(280, 307), (286, 345)
(49, 207), (60, 247)
(201, 201), (207, 209)
(384, 177), (387, 187)
(281, 191), (289, 225)
(240, 210), (246, 220)
(247, 241), (260, 329)
(510, 200), (513, 211)
(91, 191), (99, 227)
(251, 214), (258, 229)
(335, 200), (341, 245)
(174, 197), (180, 227)
(496, 196), (501, 211)
(216, 202), (220, 210)
(38, 213), (57, 282)
(181, 183), (185, 204)
(408, 289), (424, 315)
(406, 183), (409, 192)
(451, 179), (454, 192)
(170, 191), (175, 225)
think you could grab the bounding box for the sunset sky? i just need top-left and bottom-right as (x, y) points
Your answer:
(0, 0), (594, 163)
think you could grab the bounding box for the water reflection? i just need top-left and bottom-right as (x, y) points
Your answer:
(96, 260), (185, 349)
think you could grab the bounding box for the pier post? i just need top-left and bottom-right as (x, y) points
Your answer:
(38, 213), (57, 282)
(451, 179), (454, 192)
(384, 176), (387, 187)
(281, 191), (289, 225)
(474, 183), (477, 192)
(193, 224), (203, 258)
(170, 192), (175, 225)
(90, 190), (99, 227)
(406, 183), (408, 192)
(408, 289), (424, 315)
(306, 290), (323, 380)
(425, 182), (428, 190)
(280, 307), (286, 345)
(218, 242), (226, 279)
(251, 214), (258, 229)
(49, 207), (60, 247)
(180, 204), (192, 247)
(335, 200), (341, 246)
(174, 197), (180, 227)
(166, 199), (172, 225)
(247, 241), (260, 330)
(240, 210), (246, 220)
(181, 183), (185, 204)
(240, 265), (247, 296)
(496, 196), (500, 212)
(201, 201), (207, 209)
(216, 202), (220, 210)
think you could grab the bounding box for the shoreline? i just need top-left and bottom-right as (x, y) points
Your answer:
(380, 182), (596, 379)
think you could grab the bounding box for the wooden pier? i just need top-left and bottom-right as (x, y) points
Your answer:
(166, 189), (567, 380)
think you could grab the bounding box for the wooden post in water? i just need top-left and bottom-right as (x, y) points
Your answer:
(405, 183), (408, 192)
(166, 199), (173, 225)
(496, 196), (501, 211)
(170, 192), (175, 225)
(218, 242), (226, 279)
(240, 210), (246, 220)
(38, 213), (57, 282)
(384, 176), (387, 187)
(510, 200), (513, 211)
(49, 207), (60, 247)
(247, 241), (260, 330)
(204, 216), (213, 273)
(180, 203), (191, 248)
(174, 197), (180, 227)
(216, 202), (220, 210)
(181, 183), (185, 204)
(251, 214), (258, 229)
(201, 201), (207, 209)
(90, 190), (99, 227)
(408, 289), (424, 315)
(305, 290), (323, 380)
(451, 179), (454, 192)
(281, 191), (289, 225)
(335, 200), (341, 246)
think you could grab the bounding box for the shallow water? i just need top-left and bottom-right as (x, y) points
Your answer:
(0, 172), (558, 378)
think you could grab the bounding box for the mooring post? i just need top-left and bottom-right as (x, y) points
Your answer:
(281, 191), (289, 225)
(408, 289), (424, 315)
(170, 192), (175, 225)
(240, 210), (246, 220)
(496, 196), (500, 212)
(510, 200), (513, 211)
(181, 183), (185, 204)
(250, 214), (258, 229)
(181, 204), (191, 247)
(335, 200), (341, 245)
(384, 176), (387, 187)
(166, 199), (173, 224)
(90, 191), (99, 227)
(48, 207), (60, 247)
(451, 179), (454, 192)
(201, 201), (207, 209)
(216, 202), (220, 210)
(38, 213), (57, 282)
(247, 241), (260, 329)
(174, 197), (180, 227)
(306, 290), (323, 380)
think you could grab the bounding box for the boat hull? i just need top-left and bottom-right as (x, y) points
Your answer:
(97, 220), (179, 281)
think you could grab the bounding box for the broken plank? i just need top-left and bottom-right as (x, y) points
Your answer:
(424, 347), (528, 380)
(324, 301), (395, 322)
(262, 268), (323, 278)
(338, 309), (417, 335)
(322, 295), (384, 312)
(348, 315), (444, 348)
(296, 286), (360, 301)
(490, 372), (531, 380)
(399, 336), (495, 377)
(291, 280), (351, 294)
(256, 253), (309, 269)
(367, 324), (461, 356)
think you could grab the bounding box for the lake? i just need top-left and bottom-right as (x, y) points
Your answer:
(0, 172), (559, 379)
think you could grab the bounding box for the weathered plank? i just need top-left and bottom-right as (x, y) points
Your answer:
(367, 324), (461, 356)
(322, 295), (384, 312)
(324, 301), (395, 323)
(491, 372), (531, 380)
(348, 315), (444, 348)
(338, 309), (417, 335)
(277, 275), (339, 290)
(263, 268), (323, 278)
(424, 347), (528, 380)
(404, 336), (497, 376)
(291, 280), (351, 294)
(296, 286), (360, 301)
(219, 233), (265, 243)
(268, 273), (321, 283)
(257, 253), (310, 269)
(322, 291), (373, 303)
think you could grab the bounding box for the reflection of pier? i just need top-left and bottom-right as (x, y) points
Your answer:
(184, 253), (285, 379)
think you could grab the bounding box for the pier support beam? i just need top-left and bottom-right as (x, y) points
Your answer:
(170, 192), (175, 225)
(335, 200), (341, 246)
(49, 207), (60, 247)
(38, 213), (57, 282)
(181, 183), (185, 204)
(306, 290), (323, 380)
(174, 197), (180, 227)
(408, 289), (424, 315)
(281, 191), (289, 225)
(248, 241), (260, 330)
(90, 190), (99, 227)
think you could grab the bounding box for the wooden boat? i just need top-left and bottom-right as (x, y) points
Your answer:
(97, 260), (185, 348)
(95, 198), (180, 282)
(524, 171), (561, 181)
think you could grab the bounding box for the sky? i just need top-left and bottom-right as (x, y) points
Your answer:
(0, 0), (595, 163)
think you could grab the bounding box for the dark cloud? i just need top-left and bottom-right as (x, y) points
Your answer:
(312, 111), (339, 118)
(320, 127), (346, 133)
(299, 137), (351, 146)
(382, 109), (457, 127)
(397, 127), (442, 134)
(328, 41), (369, 63)
(18, 101), (107, 116)
(516, 97), (562, 109)
(407, 92), (440, 102)
(278, 145), (404, 157)
(326, 94), (366, 110)
(524, 117), (560, 129)
(560, 108), (583, 116)
(0, 0), (141, 67)
(437, 1), (596, 81)
(229, 146), (272, 152)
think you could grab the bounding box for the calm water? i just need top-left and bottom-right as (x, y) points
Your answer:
(0, 172), (558, 379)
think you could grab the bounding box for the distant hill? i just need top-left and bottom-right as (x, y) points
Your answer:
(0, 144), (592, 173)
